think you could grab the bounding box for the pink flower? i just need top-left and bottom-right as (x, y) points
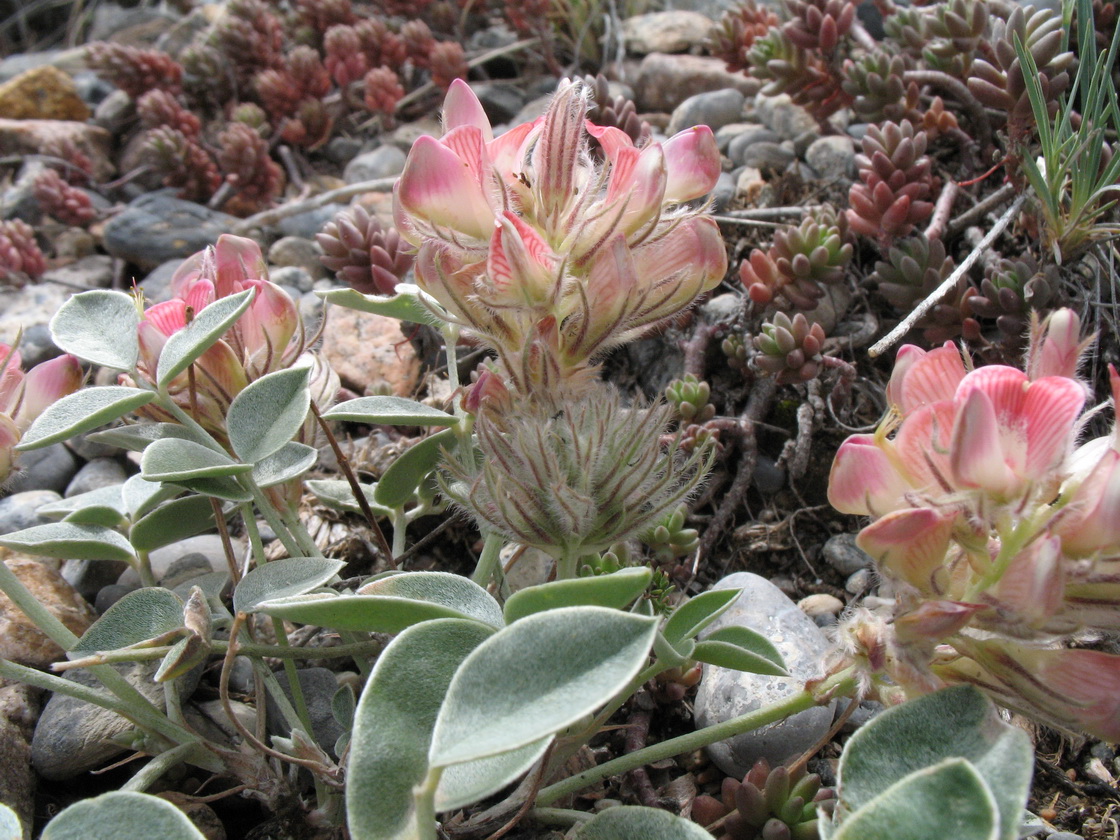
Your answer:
(0, 344), (82, 484)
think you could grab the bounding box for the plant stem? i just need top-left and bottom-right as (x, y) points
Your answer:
(135, 550), (156, 589)
(526, 807), (593, 827)
(535, 674), (857, 807)
(414, 765), (444, 840)
(471, 531), (506, 586)
(121, 742), (203, 792)
(56, 637), (384, 668)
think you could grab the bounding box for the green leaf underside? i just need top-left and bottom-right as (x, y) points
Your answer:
(72, 588), (183, 653)
(317, 286), (437, 326)
(306, 479), (391, 516)
(38, 485), (125, 520)
(503, 568), (653, 624)
(661, 588), (741, 648)
(233, 557), (345, 615)
(347, 619), (495, 840)
(167, 475), (252, 503)
(86, 423), (206, 452)
(697, 625), (786, 673)
(357, 572), (503, 629)
(324, 396), (455, 427)
(17, 388), (156, 450)
(691, 640), (787, 677)
(155, 288), (254, 388)
(0, 522), (135, 563)
(254, 593), (490, 633)
(251, 442), (318, 487)
(832, 758), (998, 840)
(434, 736), (552, 812)
(227, 367), (311, 464)
(49, 290), (140, 371)
(129, 495), (219, 552)
(573, 806), (715, 840)
(374, 428), (458, 509)
(122, 474), (180, 520)
(836, 685), (1032, 840)
(141, 438), (252, 482)
(428, 606), (658, 767)
(42, 791), (206, 840)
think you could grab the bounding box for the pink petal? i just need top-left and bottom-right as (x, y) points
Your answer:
(169, 250), (207, 299)
(827, 433), (911, 516)
(628, 216), (728, 299)
(397, 135), (496, 240)
(584, 123), (635, 161)
(213, 234), (268, 298)
(487, 120), (539, 188)
(894, 600), (983, 644)
(1057, 448), (1120, 555)
(16, 354), (83, 430)
(990, 534), (1064, 627)
(1029, 308), (1086, 382)
(145, 300), (188, 336)
(857, 506), (956, 594)
(662, 125), (721, 202)
(1022, 375), (1084, 479)
(441, 78), (493, 141)
(950, 386), (1020, 496)
(890, 341), (965, 415)
(486, 212), (556, 306)
(240, 280), (299, 376)
(894, 401), (956, 493)
(532, 80), (586, 228)
(183, 279), (215, 316)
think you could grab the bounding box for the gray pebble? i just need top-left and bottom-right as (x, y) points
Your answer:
(103, 193), (239, 269)
(93, 583), (137, 614)
(714, 122), (757, 153)
(118, 534), (241, 586)
(710, 171), (737, 212)
(805, 135), (857, 180)
(271, 267), (315, 294)
(756, 94), (818, 141)
(471, 82), (526, 124)
(752, 456), (786, 494)
(62, 558), (130, 603)
(137, 257), (185, 304)
(323, 136), (363, 166)
(822, 533), (872, 576)
(667, 89), (745, 135)
(228, 656), (256, 695)
(694, 572), (835, 776)
(344, 145), (407, 183)
(727, 127), (781, 167)
(0, 490), (61, 535)
(791, 129), (821, 158)
(17, 323), (62, 369)
(845, 567), (875, 595)
(8, 444), (78, 494)
(160, 552), (217, 589)
(741, 141), (796, 172)
(699, 292), (741, 324)
(278, 204), (347, 240)
(268, 235), (326, 280)
(64, 457), (127, 498)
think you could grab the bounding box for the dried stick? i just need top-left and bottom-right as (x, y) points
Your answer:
(945, 182), (1017, 237)
(231, 177), (400, 235)
(903, 69), (992, 147)
(869, 194), (1026, 357)
(923, 180), (960, 241)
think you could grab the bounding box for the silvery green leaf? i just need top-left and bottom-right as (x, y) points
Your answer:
(63, 506), (127, 528)
(37, 485), (125, 521)
(324, 396), (456, 427)
(832, 758), (998, 840)
(317, 285), (437, 326)
(503, 568), (653, 624)
(49, 290), (139, 370)
(347, 618), (494, 840)
(573, 806), (715, 840)
(434, 736), (552, 811)
(121, 474), (180, 520)
(17, 387), (156, 450)
(141, 438), (252, 482)
(0, 522), (135, 563)
(691, 626), (787, 676)
(306, 479), (391, 516)
(374, 428), (457, 509)
(42, 791), (206, 840)
(156, 288), (253, 388)
(0, 801), (20, 840)
(661, 588), (740, 648)
(332, 684), (356, 728)
(233, 557), (345, 615)
(428, 606), (657, 767)
(71, 587), (184, 653)
(86, 423), (205, 452)
(129, 495), (219, 552)
(358, 572), (502, 629)
(227, 366), (310, 464)
(251, 442), (318, 487)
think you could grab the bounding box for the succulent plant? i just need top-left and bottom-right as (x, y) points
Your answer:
(136, 89), (201, 138)
(141, 126), (222, 202)
(769, 214), (853, 307)
(180, 43), (234, 107)
(917, 95), (960, 139)
(85, 42), (183, 99)
(665, 374), (716, 423)
(846, 119), (934, 246)
(841, 51), (921, 124)
(782, 0), (856, 52)
(754, 312), (827, 384)
(205, 0), (286, 89)
(229, 102), (271, 135)
(38, 136), (93, 185)
(868, 232), (954, 312)
(363, 66), (405, 117)
(642, 504), (701, 563)
(722, 332), (749, 371)
(692, 758), (837, 840)
(217, 122), (284, 211)
(33, 168), (95, 226)
(280, 98), (334, 150)
(401, 19), (436, 69)
(583, 73), (651, 149)
(324, 24), (371, 87)
(354, 18), (406, 69)
(707, 1), (781, 73)
(882, 5), (930, 57)
(922, 0), (989, 77)
(746, 29), (850, 123)
(317, 204), (414, 295)
(255, 46), (332, 120)
(968, 4), (1074, 130)
(0, 219), (46, 285)
(429, 40), (468, 90)
(295, 0), (356, 38)
(968, 253), (1059, 342)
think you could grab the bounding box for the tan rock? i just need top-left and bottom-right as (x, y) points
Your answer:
(319, 307), (421, 397)
(0, 553), (97, 668)
(0, 66), (89, 122)
(0, 119), (115, 181)
(634, 53), (760, 113)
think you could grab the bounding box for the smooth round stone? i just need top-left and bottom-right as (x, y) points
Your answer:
(667, 88), (745, 135)
(0, 490), (61, 535)
(694, 572), (835, 777)
(271, 266), (315, 294)
(64, 457), (127, 498)
(845, 567), (875, 595)
(806, 135), (857, 180)
(751, 456), (786, 494)
(711, 170), (737, 212)
(798, 593), (844, 619)
(755, 94), (817, 141)
(102, 193), (239, 269)
(268, 235), (326, 280)
(343, 145), (406, 183)
(741, 140), (796, 172)
(727, 127), (781, 167)
(93, 583), (137, 614)
(7, 444), (77, 494)
(822, 533), (872, 576)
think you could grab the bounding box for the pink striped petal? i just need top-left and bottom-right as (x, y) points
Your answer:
(990, 534), (1064, 628)
(584, 123), (635, 161)
(240, 280), (299, 376)
(827, 433), (911, 516)
(894, 401), (956, 493)
(894, 600), (983, 644)
(1057, 448), (1120, 556)
(397, 135), (496, 240)
(441, 78), (492, 141)
(1029, 308), (1086, 382)
(1022, 375), (1084, 479)
(857, 506), (956, 594)
(888, 341), (965, 415)
(16, 354), (82, 429)
(662, 125), (721, 202)
(144, 300), (188, 336)
(950, 386), (1020, 496)
(213, 234), (267, 298)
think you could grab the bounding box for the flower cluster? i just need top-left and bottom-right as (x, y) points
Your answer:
(394, 78), (727, 395)
(827, 310), (1120, 740)
(0, 345), (82, 484)
(121, 235), (337, 447)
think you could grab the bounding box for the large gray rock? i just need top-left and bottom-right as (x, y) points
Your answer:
(0, 490), (61, 535)
(694, 572), (835, 776)
(64, 457), (127, 498)
(102, 193), (239, 269)
(805, 135), (857, 181)
(343, 145), (407, 183)
(667, 88), (745, 135)
(7, 444), (78, 495)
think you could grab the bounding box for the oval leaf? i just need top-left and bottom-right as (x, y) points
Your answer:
(318, 285), (437, 326)
(662, 588), (740, 648)
(358, 571), (503, 629)
(573, 806), (715, 840)
(156, 288), (254, 388)
(434, 737), (552, 812)
(306, 479), (391, 516)
(49, 290), (140, 370)
(429, 606), (657, 766)
(165, 474), (252, 503)
(122, 474), (180, 520)
(832, 758), (998, 840)
(87, 422), (206, 453)
(324, 396), (456, 427)
(17, 387), (156, 450)
(0, 522), (135, 563)
(252, 442), (318, 488)
(691, 640), (787, 677)
(703, 625), (786, 670)
(374, 428), (457, 509)
(42, 791), (206, 840)
(129, 495), (219, 553)
(347, 618), (494, 840)
(141, 438), (252, 482)
(72, 587), (184, 653)
(228, 367), (311, 464)
(503, 568), (653, 624)
(256, 593), (489, 634)
(63, 506), (127, 528)
(38, 485), (125, 521)
(233, 557), (345, 615)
